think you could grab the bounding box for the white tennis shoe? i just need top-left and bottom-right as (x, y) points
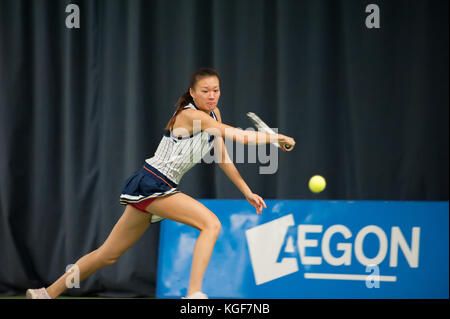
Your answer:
(26, 288), (52, 299)
(182, 291), (208, 299)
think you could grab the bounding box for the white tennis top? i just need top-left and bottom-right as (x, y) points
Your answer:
(145, 103), (217, 185)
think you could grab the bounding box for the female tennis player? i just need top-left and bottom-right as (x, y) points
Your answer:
(26, 68), (295, 299)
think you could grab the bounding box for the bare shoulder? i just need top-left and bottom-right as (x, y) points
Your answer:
(178, 106), (222, 122)
(213, 106), (222, 122)
(179, 108), (211, 121)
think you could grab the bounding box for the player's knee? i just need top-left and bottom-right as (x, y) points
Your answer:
(205, 217), (221, 237)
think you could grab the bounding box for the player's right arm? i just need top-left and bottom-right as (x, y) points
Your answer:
(180, 109), (295, 150)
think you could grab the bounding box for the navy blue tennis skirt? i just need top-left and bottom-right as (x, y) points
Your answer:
(120, 163), (179, 222)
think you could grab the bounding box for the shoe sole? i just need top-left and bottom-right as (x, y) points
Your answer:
(26, 289), (34, 299)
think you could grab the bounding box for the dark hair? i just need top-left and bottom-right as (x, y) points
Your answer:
(165, 68), (220, 130)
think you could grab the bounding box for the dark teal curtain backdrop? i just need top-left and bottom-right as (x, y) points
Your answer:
(0, 0), (448, 297)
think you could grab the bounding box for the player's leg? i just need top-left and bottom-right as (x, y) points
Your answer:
(44, 204), (152, 299)
(146, 192), (221, 296)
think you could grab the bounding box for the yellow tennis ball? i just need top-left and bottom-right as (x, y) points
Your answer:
(309, 175), (326, 193)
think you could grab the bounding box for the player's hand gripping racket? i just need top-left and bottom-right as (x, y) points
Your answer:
(246, 112), (292, 150)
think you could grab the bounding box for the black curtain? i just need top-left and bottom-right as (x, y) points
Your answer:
(0, 0), (448, 297)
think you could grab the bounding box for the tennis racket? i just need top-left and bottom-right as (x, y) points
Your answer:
(246, 112), (291, 150)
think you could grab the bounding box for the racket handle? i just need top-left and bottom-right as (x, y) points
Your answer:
(285, 144), (291, 150)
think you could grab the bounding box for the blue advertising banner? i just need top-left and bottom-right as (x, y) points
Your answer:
(156, 200), (449, 299)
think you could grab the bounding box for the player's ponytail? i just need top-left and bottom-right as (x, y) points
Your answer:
(165, 68), (220, 131)
(165, 91), (192, 130)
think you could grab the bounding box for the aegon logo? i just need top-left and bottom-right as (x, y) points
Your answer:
(245, 214), (420, 285)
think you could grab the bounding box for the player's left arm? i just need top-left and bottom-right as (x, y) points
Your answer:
(213, 107), (267, 215)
